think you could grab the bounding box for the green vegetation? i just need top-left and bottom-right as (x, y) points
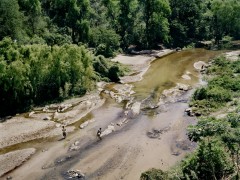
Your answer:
(0, 37), (125, 117)
(190, 56), (240, 115)
(1, 0), (240, 50)
(140, 168), (168, 180)
(141, 56), (240, 179)
(0, 0), (240, 115)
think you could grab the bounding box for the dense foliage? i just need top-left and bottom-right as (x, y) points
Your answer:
(190, 56), (240, 115)
(0, 37), (125, 116)
(1, 0), (240, 52)
(141, 56), (240, 179)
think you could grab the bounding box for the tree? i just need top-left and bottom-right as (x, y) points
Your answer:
(181, 139), (234, 180)
(0, 0), (25, 40)
(210, 0), (240, 44)
(140, 0), (171, 48)
(48, 0), (91, 43)
(101, 0), (119, 29)
(169, 0), (204, 47)
(90, 27), (120, 57)
(18, 0), (46, 36)
(118, 0), (138, 49)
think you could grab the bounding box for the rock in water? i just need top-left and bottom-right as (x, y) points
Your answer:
(129, 102), (141, 118)
(101, 125), (115, 137)
(43, 116), (51, 121)
(80, 121), (89, 129)
(67, 170), (85, 179)
(28, 111), (35, 117)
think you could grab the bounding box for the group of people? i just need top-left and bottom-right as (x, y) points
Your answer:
(61, 126), (102, 140)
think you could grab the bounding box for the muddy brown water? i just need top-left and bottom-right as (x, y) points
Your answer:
(132, 48), (222, 101)
(1, 49), (224, 179)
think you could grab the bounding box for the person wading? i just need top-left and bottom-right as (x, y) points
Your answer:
(97, 128), (102, 140)
(62, 126), (67, 139)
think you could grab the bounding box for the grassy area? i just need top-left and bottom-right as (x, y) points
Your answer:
(190, 56), (240, 116)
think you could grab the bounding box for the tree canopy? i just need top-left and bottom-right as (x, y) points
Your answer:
(1, 0), (240, 50)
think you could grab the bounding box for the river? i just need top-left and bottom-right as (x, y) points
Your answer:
(133, 49), (221, 100)
(1, 49), (223, 180)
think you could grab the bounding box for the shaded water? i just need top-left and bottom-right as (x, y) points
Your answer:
(132, 49), (222, 100)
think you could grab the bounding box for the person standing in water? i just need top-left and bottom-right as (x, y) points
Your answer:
(97, 128), (102, 140)
(62, 126), (67, 139)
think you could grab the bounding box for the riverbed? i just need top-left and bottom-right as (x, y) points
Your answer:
(1, 49), (223, 179)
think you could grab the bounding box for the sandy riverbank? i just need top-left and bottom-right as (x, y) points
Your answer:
(0, 93), (104, 176)
(112, 49), (174, 83)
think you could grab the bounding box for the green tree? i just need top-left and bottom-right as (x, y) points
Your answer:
(101, 0), (119, 29)
(90, 27), (120, 57)
(181, 139), (234, 180)
(210, 0), (240, 44)
(118, 0), (138, 49)
(18, 0), (46, 36)
(140, 0), (171, 48)
(0, 0), (25, 40)
(169, 0), (204, 47)
(48, 0), (90, 43)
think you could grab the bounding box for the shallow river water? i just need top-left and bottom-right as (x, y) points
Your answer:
(133, 49), (222, 100)
(2, 49), (224, 180)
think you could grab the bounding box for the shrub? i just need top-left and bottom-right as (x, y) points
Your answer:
(89, 27), (120, 57)
(207, 87), (232, 102)
(140, 168), (169, 180)
(193, 87), (207, 100)
(181, 140), (234, 180)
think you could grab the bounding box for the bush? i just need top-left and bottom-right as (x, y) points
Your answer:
(89, 27), (120, 57)
(140, 168), (168, 180)
(93, 55), (127, 82)
(193, 87), (207, 100)
(181, 140), (234, 180)
(209, 76), (240, 92)
(226, 113), (240, 128)
(207, 87), (232, 102)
